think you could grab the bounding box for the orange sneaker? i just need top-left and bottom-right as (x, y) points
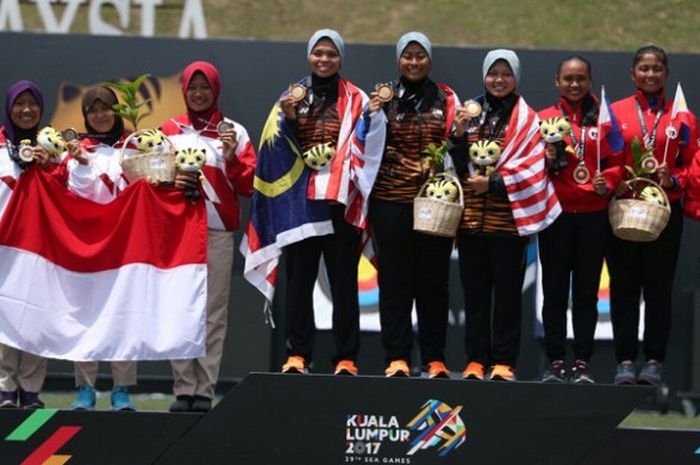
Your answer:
(489, 364), (516, 381)
(426, 361), (451, 379)
(462, 361), (486, 380)
(281, 355), (308, 374)
(384, 359), (410, 377)
(334, 360), (359, 376)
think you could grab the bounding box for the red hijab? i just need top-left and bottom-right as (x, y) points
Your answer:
(181, 61), (222, 130)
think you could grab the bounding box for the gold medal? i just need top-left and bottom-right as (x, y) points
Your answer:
(216, 120), (234, 135)
(573, 162), (590, 184)
(464, 100), (482, 118)
(642, 156), (658, 173)
(289, 84), (307, 102)
(375, 83), (394, 103)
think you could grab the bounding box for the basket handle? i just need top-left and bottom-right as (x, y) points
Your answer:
(417, 171), (465, 207)
(613, 176), (671, 211)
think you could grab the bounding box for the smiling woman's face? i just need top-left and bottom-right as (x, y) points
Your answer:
(11, 90), (41, 129)
(484, 60), (516, 98)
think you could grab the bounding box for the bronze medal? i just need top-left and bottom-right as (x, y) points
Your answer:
(464, 100), (482, 118)
(573, 162), (590, 184)
(289, 84), (307, 102)
(375, 84), (394, 103)
(18, 139), (34, 163)
(642, 156), (658, 172)
(665, 125), (678, 140)
(62, 128), (79, 142)
(217, 120), (234, 135)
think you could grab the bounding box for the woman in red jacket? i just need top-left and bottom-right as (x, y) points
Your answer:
(538, 56), (622, 384)
(161, 61), (257, 412)
(609, 45), (698, 386)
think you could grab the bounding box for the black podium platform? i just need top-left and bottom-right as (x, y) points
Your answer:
(156, 373), (649, 465)
(0, 374), (656, 465)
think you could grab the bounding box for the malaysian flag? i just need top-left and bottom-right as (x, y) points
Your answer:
(242, 78), (382, 307)
(497, 96), (561, 235)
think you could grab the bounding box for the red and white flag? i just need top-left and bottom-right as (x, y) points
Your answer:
(496, 96), (561, 235)
(0, 168), (208, 361)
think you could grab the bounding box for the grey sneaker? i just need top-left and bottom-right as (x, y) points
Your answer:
(638, 360), (663, 386)
(614, 361), (637, 385)
(571, 360), (595, 384)
(541, 360), (566, 383)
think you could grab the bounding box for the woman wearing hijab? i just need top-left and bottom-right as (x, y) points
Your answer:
(161, 60), (256, 412)
(0, 80), (48, 409)
(450, 49), (558, 382)
(537, 56), (622, 384)
(62, 86), (137, 410)
(608, 45), (698, 386)
(271, 29), (368, 377)
(366, 32), (458, 378)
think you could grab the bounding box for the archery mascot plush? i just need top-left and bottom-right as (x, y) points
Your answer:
(135, 129), (167, 153)
(36, 126), (66, 157)
(539, 117), (575, 171)
(469, 140), (501, 176)
(302, 142), (335, 170)
(425, 174), (459, 202)
(640, 185), (667, 206)
(175, 147), (206, 201)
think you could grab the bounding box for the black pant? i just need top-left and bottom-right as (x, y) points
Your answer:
(284, 205), (361, 364)
(608, 201), (683, 363)
(370, 200), (452, 366)
(538, 210), (608, 363)
(458, 233), (528, 366)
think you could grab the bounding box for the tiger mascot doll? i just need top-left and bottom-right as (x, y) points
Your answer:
(539, 116), (575, 172)
(469, 140), (501, 176)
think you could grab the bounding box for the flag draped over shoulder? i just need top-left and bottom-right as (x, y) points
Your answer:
(0, 167), (208, 361)
(242, 77), (382, 302)
(495, 96), (561, 235)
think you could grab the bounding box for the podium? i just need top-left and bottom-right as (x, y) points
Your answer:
(1, 374), (654, 465)
(157, 373), (649, 465)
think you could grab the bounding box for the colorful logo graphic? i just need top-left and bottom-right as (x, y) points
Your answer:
(4, 409), (81, 465)
(406, 399), (467, 457)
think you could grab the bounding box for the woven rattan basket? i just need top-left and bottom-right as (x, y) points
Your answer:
(119, 130), (176, 184)
(609, 177), (671, 242)
(413, 172), (464, 238)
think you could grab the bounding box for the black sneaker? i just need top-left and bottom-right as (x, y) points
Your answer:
(169, 395), (193, 413)
(541, 360), (566, 383)
(0, 390), (17, 408)
(190, 395), (212, 413)
(571, 360), (595, 384)
(614, 361), (636, 385)
(19, 390), (45, 409)
(638, 360), (663, 386)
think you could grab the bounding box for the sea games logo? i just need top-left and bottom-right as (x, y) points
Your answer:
(344, 399), (467, 463)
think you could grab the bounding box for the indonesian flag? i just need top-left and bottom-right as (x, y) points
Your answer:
(0, 167), (207, 361)
(496, 96), (561, 235)
(670, 82), (692, 145)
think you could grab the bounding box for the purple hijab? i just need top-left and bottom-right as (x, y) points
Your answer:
(3, 80), (44, 145)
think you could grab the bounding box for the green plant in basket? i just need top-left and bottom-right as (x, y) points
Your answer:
(421, 141), (449, 175)
(104, 74), (152, 131)
(420, 141), (459, 202)
(623, 137), (657, 198)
